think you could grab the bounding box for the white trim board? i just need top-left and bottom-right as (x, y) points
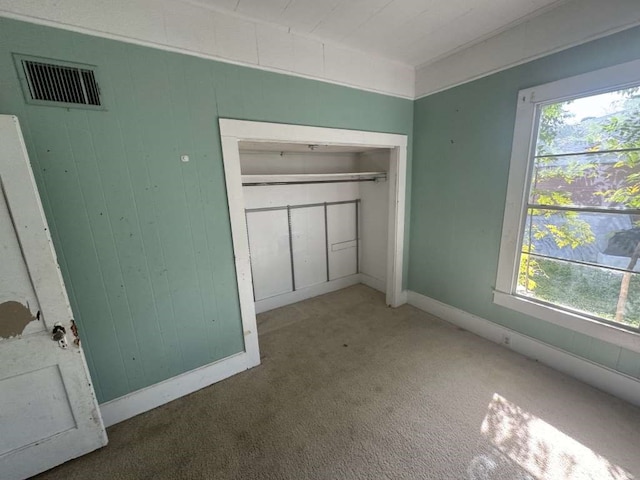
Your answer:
(2, 0), (639, 101)
(415, 0), (640, 99)
(255, 275), (391, 314)
(360, 273), (386, 294)
(407, 291), (640, 409)
(255, 275), (362, 314)
(100, 289), (640, 426)
(220, 119), (407, 309)
(493, 58), (640, 353)
(221, 121), (407, 148)
(99, 276), (383, 425)
(99, 351), (255, 427)
(0, 0), (414, 99)
(220, 119), (407, 381)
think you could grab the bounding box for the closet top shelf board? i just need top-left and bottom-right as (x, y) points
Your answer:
(241, 172), (387, 186)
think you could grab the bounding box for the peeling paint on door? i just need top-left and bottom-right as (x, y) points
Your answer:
(70, 320), (80, 346)
(0, 300), (36, 338)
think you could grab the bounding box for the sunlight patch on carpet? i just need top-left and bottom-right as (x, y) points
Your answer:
(475, 393), (634, 480)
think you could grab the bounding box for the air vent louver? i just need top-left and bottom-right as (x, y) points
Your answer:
(14, 55), (103, 109)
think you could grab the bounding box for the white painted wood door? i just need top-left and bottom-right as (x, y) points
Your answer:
(0, 116), (107, 480)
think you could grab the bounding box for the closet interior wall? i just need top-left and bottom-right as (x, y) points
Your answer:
(240, 146), (390, 312)
(358, 149), (390, 293)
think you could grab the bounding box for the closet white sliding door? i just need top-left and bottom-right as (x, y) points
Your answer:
(245, 199), (360, 302)
(246, 210), (292, 300)
(290, 206), (326, 290)
(327, 203), (358, 280)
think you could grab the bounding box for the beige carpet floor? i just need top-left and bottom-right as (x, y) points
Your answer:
(36, 285), (640, 480)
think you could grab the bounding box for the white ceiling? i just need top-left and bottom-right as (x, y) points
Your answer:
(192, 0), (566, 66)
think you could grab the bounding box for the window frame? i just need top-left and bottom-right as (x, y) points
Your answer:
(494, 58), (640, 353)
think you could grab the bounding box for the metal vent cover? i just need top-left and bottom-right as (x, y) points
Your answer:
(14, 54), (104, 109)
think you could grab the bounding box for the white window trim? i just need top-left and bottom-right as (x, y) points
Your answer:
(494, 58), (640, 354)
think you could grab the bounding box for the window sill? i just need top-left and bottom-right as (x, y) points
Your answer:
(493, 290), (640, 353)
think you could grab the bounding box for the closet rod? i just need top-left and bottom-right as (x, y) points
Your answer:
(243, 178), (380, 186)
(245, 199), (360, 214)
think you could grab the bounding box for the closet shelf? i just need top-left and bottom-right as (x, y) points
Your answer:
(241, 171), (387, 186)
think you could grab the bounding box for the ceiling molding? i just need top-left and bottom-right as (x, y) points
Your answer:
(415, 0), (640, 99)
(0, 0), (415, 99)
(2, 0), (639, 101)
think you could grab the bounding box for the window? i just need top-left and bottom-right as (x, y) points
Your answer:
(495, 60), (640, 349)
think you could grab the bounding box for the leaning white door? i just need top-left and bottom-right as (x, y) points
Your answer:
(0, 116), (107, 480)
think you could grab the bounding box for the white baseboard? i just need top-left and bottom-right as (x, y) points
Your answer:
(99, 351), (258, 427)
(396, 290), (408, 306)
(360, 273), (386, 293)
(254, 274), (362, 314)
(407, 291), (640, 408)
(100, 277), (374, 426)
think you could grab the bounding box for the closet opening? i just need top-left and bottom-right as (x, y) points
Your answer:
(219, 120), (407, 365)
(241, 142), (391, 314)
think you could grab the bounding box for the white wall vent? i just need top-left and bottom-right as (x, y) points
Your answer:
(14, 55), (104, 109)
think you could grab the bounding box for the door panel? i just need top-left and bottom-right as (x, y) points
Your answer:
(246, 209), (292, 300)
(0, 186), (44, 337)
(327, 203), (358, 280)
(247, 201), (359, 299)
(0, 365), (76, 456)
(0, 115), (107, 480)
(291, 206), (326, 289)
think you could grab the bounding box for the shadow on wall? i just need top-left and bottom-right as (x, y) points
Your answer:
(468, 393), (633, 480)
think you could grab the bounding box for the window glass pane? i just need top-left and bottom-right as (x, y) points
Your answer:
(516, 256), (639, 329)
(529, 151), (640, 209)
(518, 83), (640, 329)
(522, 209), (640, 272)
(535, 85), (640, 157)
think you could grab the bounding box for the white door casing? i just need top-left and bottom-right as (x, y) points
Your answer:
(219, 119), (408, 366)
(0, 115), (107, 480)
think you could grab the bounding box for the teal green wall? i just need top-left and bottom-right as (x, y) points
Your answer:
(7, 12), (639, 404)
(0, 17), (413, 403)
(410, 26), (640, 379)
